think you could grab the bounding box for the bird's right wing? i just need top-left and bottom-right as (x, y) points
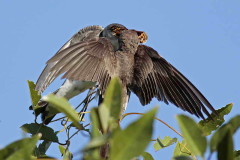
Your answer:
(130, 45), (216, 119)
(35, 25), (104, 93)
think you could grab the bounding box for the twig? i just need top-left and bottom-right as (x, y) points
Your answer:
(68, 122), (92, 141)
(121, 112), (183, 137)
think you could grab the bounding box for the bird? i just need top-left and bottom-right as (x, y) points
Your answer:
(34, 23), (216, 124)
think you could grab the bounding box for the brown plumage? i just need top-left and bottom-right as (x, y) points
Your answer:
(35, 23), (216, 124)
(130, 45), (216, 118)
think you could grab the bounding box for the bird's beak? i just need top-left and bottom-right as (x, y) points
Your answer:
(135, 30), (148, 43)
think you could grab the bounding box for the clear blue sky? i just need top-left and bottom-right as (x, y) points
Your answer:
(1, 1), (240, 159)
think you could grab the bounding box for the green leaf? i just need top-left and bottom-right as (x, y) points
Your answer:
(176, 115), (207, 157)
(21, 123), (59, 142)
(172, 156), (193, 160)
(84, 135), (108, 151)
(210, 115), (240, 153)
(28, 80), (41, 106)
(58, 145), (73, 160)
(109, 107), (158, 160)
(28, 80), (42, 117)
(227, 115), (240, 133)
(235, 150), (240, 156)
(0, 134), (40, 160)
(216, 126), (234, 160)
(235, 150), (240, 160)
(83, 150), (101, 160)
(210, 115), (240, 160)
(59, 145), (65, 155)
(142, 152), (154, 160)
(83, 108), (103, 160)
(103, 77), (122, 120)
(210, 124), (229, 152)
(98, 104), (110, 133)
(97, 78), (123, 133)
(235, 156), (240, 160)
(37, 140), (52, 156)
(153, 136), (177, 151)
(90, 108), (102, 138)
(198, 103), (233, 136)
(42, 94), (82, 129)
(173, 140), (192, 157)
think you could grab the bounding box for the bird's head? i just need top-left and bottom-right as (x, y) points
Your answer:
(109, 24), (127, 36)
(101, 23), (127, 38)
(123, 29), (148, 43)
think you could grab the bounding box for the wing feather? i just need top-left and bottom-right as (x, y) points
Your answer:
(35, 25), (104, 93)
(130, 45), (216, 118)
(41, 37), (115, 95)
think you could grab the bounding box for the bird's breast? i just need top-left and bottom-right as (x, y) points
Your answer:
(114, 51), (135, 85)
(55, 80), (96, 100)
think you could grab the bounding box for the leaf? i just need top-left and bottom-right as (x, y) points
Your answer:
(235, 156), (240, 160)
(83, 109), (103, 160)
(21, 123), (59, 142)
(176, 115), (207, 157)
(227, 115), (240, 133)
(28, 80), (42, 117)
(97, 78), (123, 133)
(217, 126), (234, 160)
(142, 152), (154, 160)
(153, 136), (177, 151)
(172, 156), (193, 160)
(58, 145), (73, 160)
(210, 125), (228, 151)
(58, 145), (65, 155)
(235, 150), (240, 160)
(98, 104), (110, 133)
(210, 115), (240, 153)
(37, 140), (52, 156)
(0, 134), (40, 160)
(235, 150), (240, 157)
(90, 108), (102, 138)
(173, 140), (192, 157)
(109, 108), (158, 160)
(42, 94), (82, 129)
(68, 113), (85, 122)
(103, 77), (122, 120)
(28, 80), (41, 106)
(36, 158), (58, 160)
(198, 103), (233, 136)
(84, 135), (108, 151)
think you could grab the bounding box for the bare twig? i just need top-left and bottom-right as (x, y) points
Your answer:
(121, 112), (183, 137)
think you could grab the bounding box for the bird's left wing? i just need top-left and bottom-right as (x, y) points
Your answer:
(42, 37), (116, 94)
(35, 25), (104, 93)
(130, 45), (216, 119)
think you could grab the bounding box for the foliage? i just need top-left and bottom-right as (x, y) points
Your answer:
(198, 103), (233, 136)
(177, 115), (207, 157)
(21, 123), (59, 142)
(153, 136), (177, 151)
(0, 134), (40, 160)
(0, 79), (239, 160)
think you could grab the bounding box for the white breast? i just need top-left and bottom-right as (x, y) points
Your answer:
(56, 79), (96, 100)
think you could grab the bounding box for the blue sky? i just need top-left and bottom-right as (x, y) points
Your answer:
(1, 1), (240, 159)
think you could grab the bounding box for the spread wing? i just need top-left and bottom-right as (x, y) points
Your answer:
(35, 25), (104, 93)
(130, 45), (216, 118)
(38, 37), (115, 95)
